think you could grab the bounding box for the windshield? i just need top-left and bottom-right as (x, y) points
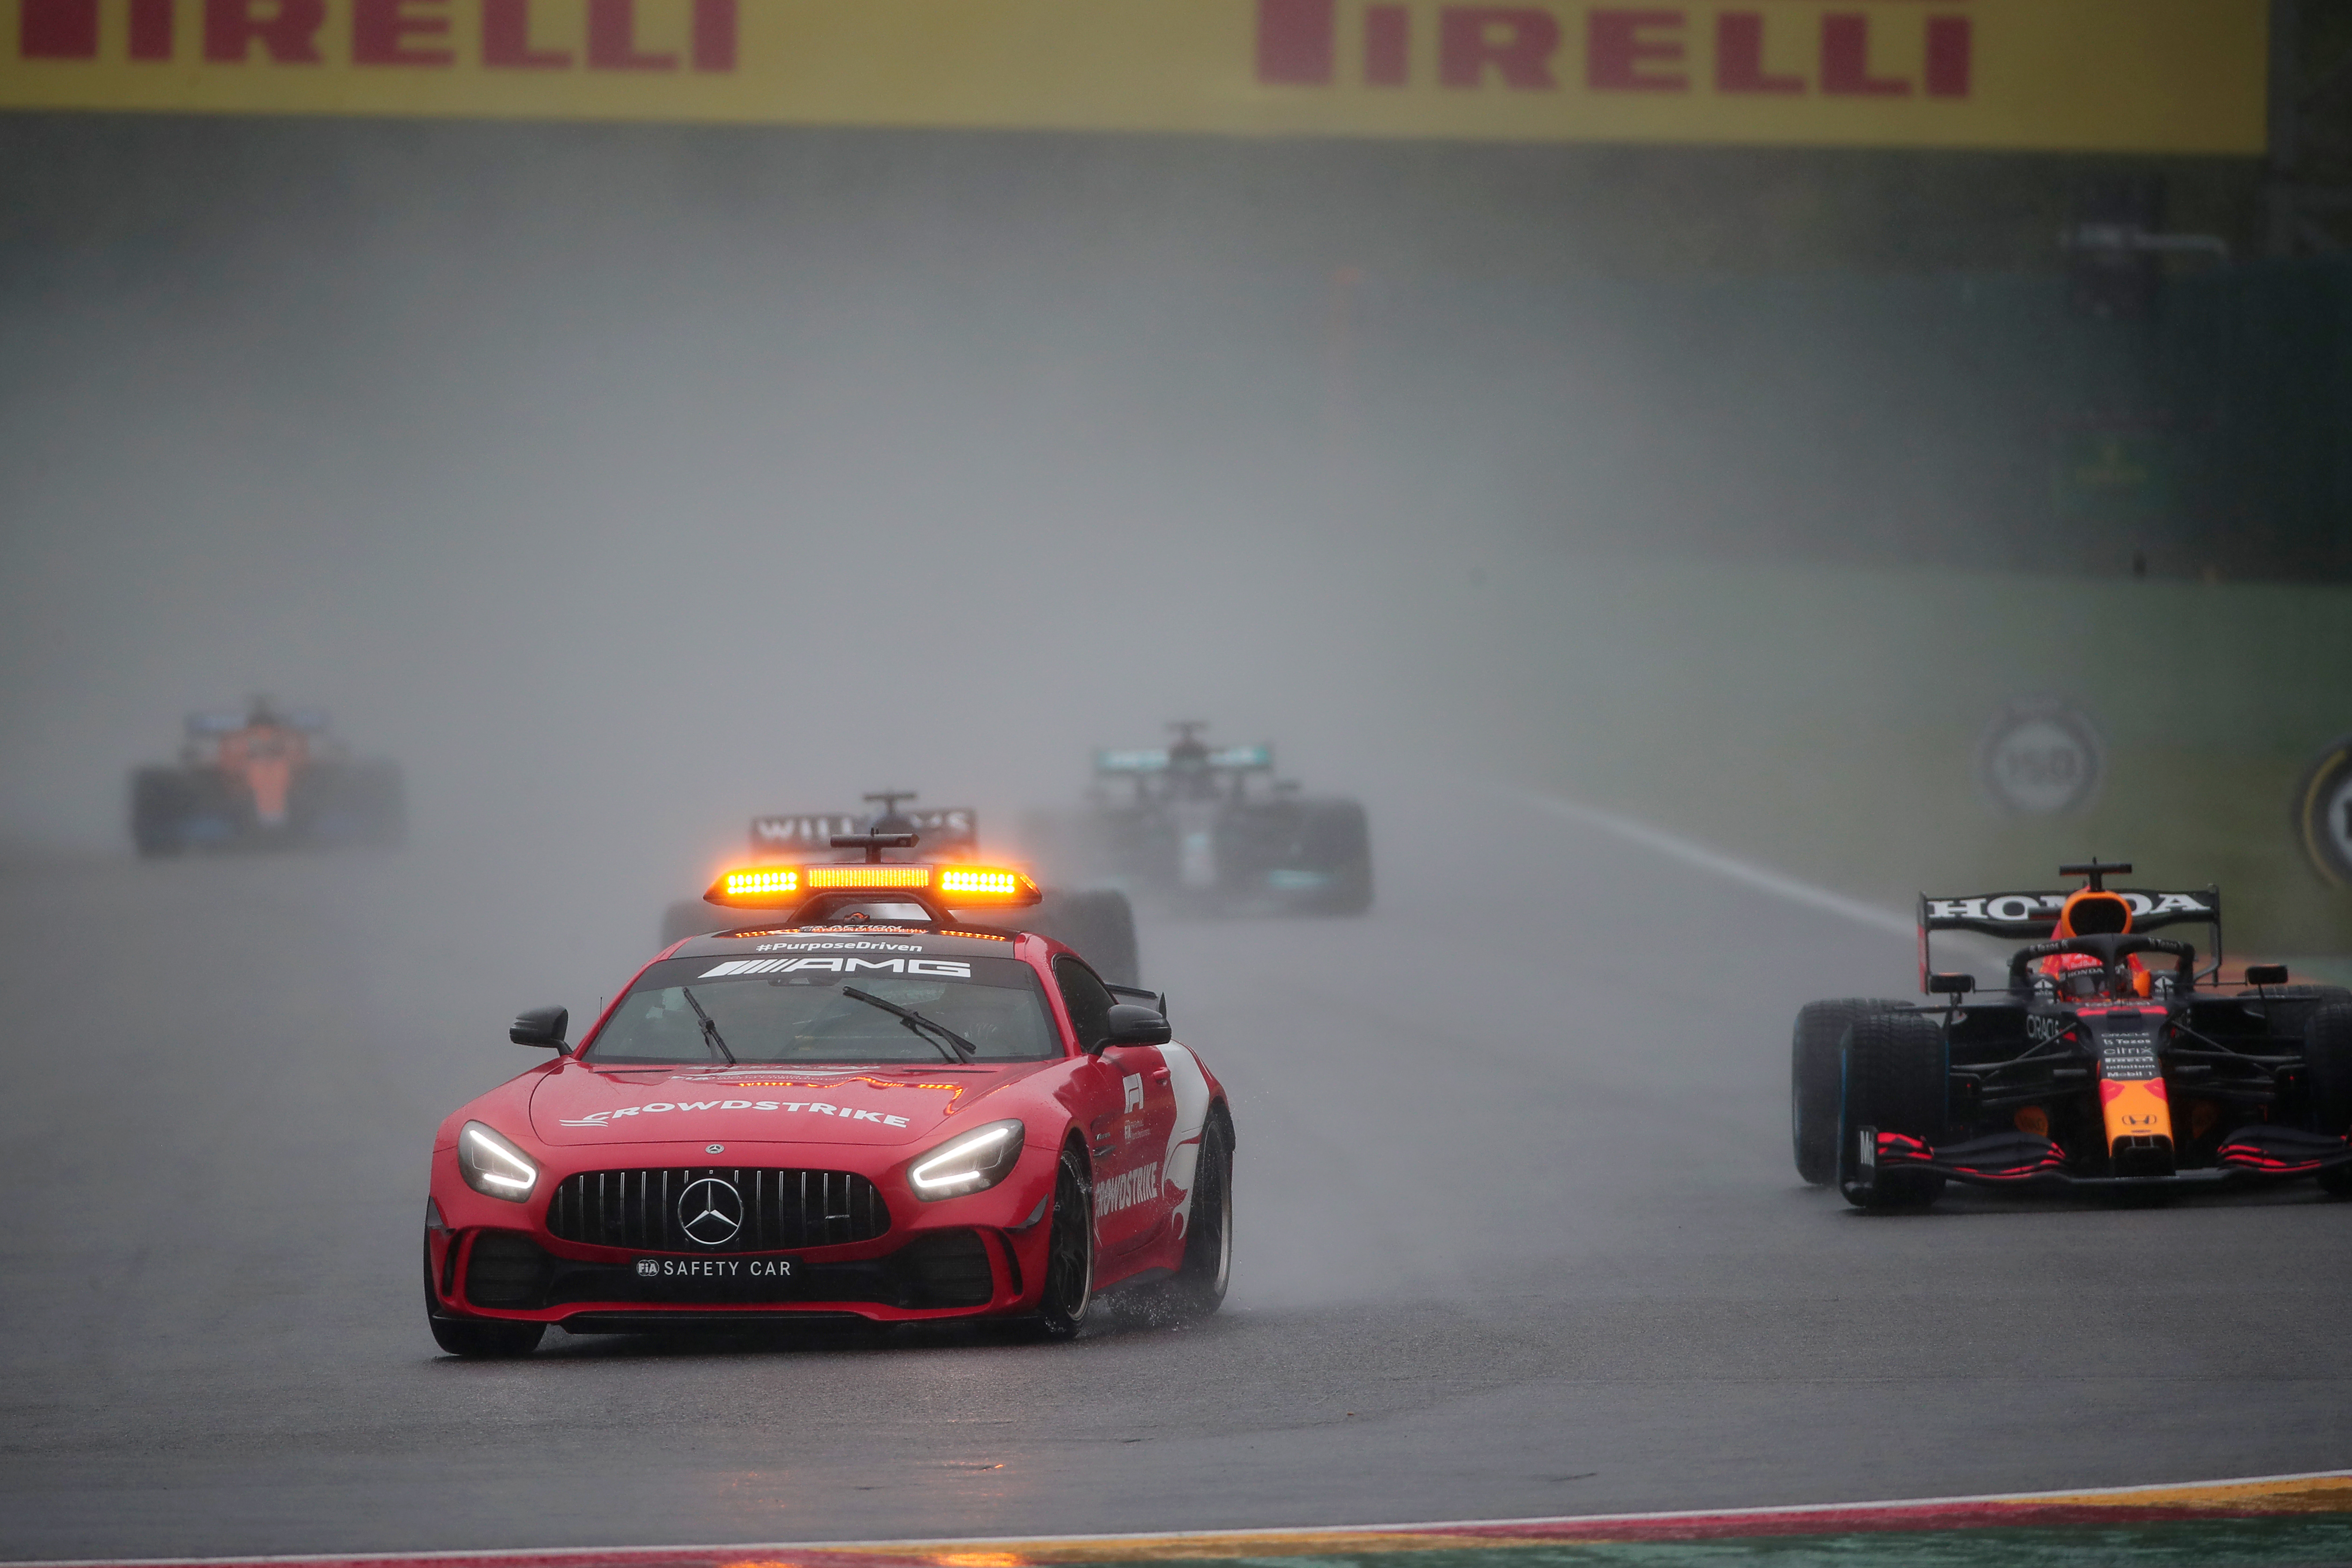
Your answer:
(585, 953), (1060, 1066)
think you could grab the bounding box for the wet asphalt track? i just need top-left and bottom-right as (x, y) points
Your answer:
(3, 787), (2349, 1562)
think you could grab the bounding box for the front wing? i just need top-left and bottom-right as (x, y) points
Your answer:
(1849, 1124), (2352, 1195)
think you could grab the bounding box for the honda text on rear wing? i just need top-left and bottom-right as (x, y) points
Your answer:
(1917, 879), (2222, 991)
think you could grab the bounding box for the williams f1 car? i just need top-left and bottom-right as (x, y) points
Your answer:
(1791, 861), (2352, 1208)
(659, 793), (1139, 984)
(1077, 724), (1371, 915)
(129, 698), (404, 857)
(429, 851), (1230, 1356)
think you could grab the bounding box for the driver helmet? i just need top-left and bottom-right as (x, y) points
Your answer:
(2054, 889), (2132, 938)
(2047, 889), (2141, 998)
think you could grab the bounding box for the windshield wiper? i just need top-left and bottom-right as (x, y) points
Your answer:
(678, 986), (736, 1066)
(842, 986), (977, 1063)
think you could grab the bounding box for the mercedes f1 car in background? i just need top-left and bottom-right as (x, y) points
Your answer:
(129, 699), (405, 857)
(429, 853), (1231, 1356)
(1074, 723), (1371, 915)
(1791, 861), (2352, 1208)
(660, 793), (1139, 985)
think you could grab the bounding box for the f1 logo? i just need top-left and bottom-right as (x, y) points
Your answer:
(1123, 1073), (1145, 1112)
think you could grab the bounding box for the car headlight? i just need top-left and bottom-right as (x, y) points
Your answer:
(908, 1119), (1025, 1200)
(458, 1121), (540, 1202)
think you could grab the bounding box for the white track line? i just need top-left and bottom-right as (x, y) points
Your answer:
(20, 1467), (2352, 1567)
(1497, 785), (1916, 938)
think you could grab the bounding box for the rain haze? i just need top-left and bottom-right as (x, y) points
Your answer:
(3, 13), (2352, 1562)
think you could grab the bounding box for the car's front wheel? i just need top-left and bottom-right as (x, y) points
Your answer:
(1838, 1010), (1948, 1210)
(2304, 1002), (2352, 1196)
(424, 1237), (544, 1358)
(1792, 998), (1904, 1185)
(1029, 1146), (1095, 1339)
(428, 1315), (546, 1359)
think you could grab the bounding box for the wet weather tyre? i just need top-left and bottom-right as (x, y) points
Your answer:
(1838, 1010), (1948, 1210)
(2261, 986), (2352, 1050)
(1297, 801), (1373, 916)
(2304, 1004), (2352, 1195)
(1144, 1107), (1233, 1323)
(129, 768), (188, 858)
(1792, 998), (1903, 1185)
(1029, 1146), (1095, 1339)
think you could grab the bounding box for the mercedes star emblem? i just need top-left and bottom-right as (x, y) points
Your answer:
(678, 1176), (744, 1246)
(706, 1144), (725, 1154)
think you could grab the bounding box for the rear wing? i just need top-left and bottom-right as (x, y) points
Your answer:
(750, 808), (978, 857)
(1917, 887), (2223, 990)
(1094, 744), (1273, 774)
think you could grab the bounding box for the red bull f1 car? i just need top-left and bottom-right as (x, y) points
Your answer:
(428, 845), (1230, 1356)
(1791, 861), (2352, 1208)
(129, 699), (404, 856)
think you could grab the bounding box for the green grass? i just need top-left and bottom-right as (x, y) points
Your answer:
(1460, 557), (2352, 958)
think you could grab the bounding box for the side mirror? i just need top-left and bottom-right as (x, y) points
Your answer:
(510, 1005), (569, 1050)
(1096, 1003), (1172, 1050)
(1927, 973), (1975, 996)
(2246, 964), (2290, 986)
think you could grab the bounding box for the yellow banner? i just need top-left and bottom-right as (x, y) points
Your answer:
(0, 0), (2266, 152)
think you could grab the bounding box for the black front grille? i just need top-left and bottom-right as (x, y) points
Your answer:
(546, 1167), (890, 1253)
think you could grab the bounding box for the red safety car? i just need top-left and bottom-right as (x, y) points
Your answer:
(423, 845), (1233, 1357)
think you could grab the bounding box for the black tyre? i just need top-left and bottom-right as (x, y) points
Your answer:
(1296, 800), (1373, 915)
(292, 760), (407, 848)
(129, 767), (189, 858)
(423, 1238), (543, 1358)
(1030, 1145), (1095, 1339)
(1791, 998), (1905, 1185)
(1838, 1010), (1948, 1210)
(2258, 984), (2352, 1049)
(429, 1315), (546, 1358)
(1026, 889), (1140, 987)
(1140, 1107), (1233, 1323)
(2305, 1004), (2352, 1195)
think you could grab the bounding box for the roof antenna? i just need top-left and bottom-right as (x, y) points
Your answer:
(2059, 858), (2133, 892)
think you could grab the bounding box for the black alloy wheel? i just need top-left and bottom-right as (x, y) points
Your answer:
(1146, 1108), (1233, 1323)
(1032, 1145), (1095, 1338)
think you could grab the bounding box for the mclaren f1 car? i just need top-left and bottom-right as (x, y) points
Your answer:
(658, 793), (1139, 984)
(428, 848), (1231, 1356)
(129, 698), (404, 856)
(1791, 861), (2352, 1208)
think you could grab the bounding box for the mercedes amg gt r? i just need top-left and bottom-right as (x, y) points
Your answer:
(424, 849), (1232, 1356)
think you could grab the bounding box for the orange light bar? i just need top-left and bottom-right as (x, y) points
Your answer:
(936, 865), (1043, 906)
(704, 861), (1041, 908)
(808, 864), (930, 890)
(711, 867), (801, 905)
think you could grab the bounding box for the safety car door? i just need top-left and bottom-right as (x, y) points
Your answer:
(1054, 954), (1177, 1254)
